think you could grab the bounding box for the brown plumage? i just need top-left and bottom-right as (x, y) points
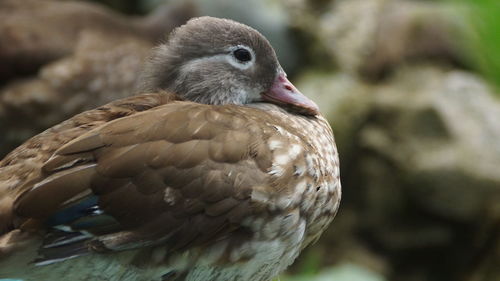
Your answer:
(0, 17), (340, 281)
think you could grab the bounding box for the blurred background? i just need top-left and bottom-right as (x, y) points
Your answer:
(0, 0), (499, 281)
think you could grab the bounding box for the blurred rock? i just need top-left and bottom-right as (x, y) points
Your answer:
(0, 0), (193, 83)
(361, 65), (500, 222)
(0, 31), (152, 156)
(318, 0), (466, 80)
(354, 65), (500, 281)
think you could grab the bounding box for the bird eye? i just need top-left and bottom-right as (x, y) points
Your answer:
(233, 48), (252, 62)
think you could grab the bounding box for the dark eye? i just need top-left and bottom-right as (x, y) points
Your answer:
(233, 48), (252, 62)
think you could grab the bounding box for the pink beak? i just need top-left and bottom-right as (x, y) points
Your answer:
(261, 72), (319, 115)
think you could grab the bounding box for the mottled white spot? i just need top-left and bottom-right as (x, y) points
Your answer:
(272, 125), (286, 135)
(293, 165), (305, 176)
(269, 139), (283, 150)
(163, 187), (177, 206)
(274, 153), (290, 165)
(295, 180), (307, 193)
(251, 188), (270, 204)
(276, 195), (293, 210)
(311, 203), (322, 221)
(289, 144), (302, 159)
(300, 187), (316, 212)
(53, 225), (73, 232)
(269, 163), (285, 177)
(326, 180), (338, 193)
(305, 153), (319, 178)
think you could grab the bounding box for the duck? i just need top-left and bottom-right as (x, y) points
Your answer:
(0, 16), (341, 281)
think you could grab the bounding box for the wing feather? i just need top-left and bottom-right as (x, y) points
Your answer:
(5, 99), (286, 264)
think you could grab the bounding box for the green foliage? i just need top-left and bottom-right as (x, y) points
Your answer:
(293, 248), (323, 276)
(462, 0), (500, 91)
(276, 263), (387, 281)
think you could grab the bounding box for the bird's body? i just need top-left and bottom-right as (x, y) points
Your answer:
(0, 17), (340, 281)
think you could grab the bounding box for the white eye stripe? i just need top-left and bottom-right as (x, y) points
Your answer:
(179, 45), (256, 73)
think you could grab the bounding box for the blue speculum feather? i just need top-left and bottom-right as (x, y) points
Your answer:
(45, 196), (99, 227)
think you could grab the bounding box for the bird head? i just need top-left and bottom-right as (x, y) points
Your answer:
(139, 16), (319, 115)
